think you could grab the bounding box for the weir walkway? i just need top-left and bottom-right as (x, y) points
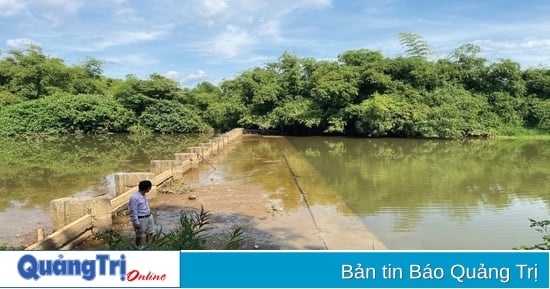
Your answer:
(25, 129), (244, 250)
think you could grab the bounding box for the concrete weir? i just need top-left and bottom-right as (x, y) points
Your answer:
(24, 128), (244, 250)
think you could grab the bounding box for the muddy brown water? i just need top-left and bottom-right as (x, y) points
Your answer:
(79, 135), (385, 250)
(3, 134), (549, 249)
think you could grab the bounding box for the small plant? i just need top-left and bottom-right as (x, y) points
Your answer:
(515, 218), (550, 250)
(103, 206), (243, 250)
(0, 243), (24, 250)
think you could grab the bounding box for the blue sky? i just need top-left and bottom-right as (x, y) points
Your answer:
(1, 0), (550, 87)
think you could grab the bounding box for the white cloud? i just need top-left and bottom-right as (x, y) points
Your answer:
(6, 38), (34, 48)
(0, 0), (25, 16)
(104, 54), (159, 66)
(475, 38), (550, 50)
(297, 0), (332, 9)
(164, 70), (208, 86)
(257, 20), (281, 37)
(164, 70), (185, 82)
(112, 0), (141, 24)
(471, 38), (550, 66)
(115, 7), (141, 24)
(198, 0), (229, 18)
(183, 70), (208, 83)
(34, 0), (84, 13)
(172, 0), (336, 59)
(82, 26), (172, 51)
(6, 0), (86, 26)
(210, 25), (254, 57)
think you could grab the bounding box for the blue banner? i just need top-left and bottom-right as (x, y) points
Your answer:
(4, 250), (550, 288)
(180, 251), (549, 288)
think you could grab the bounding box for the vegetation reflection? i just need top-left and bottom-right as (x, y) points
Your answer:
(288, 137), (550, 220)
(0, 133), (210, 211)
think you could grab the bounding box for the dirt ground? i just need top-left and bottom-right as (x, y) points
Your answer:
(152, 137), (386, 250)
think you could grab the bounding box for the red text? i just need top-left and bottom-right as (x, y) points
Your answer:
(126, 269), (167, 281)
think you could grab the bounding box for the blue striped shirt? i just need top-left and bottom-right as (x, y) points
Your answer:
(129, 191), (150, 225)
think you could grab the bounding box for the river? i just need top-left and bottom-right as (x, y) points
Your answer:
(1, 134), (548, 249)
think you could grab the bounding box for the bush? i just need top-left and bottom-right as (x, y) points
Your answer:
(104, 207), (243, 250)
(0, 93), (134, 135)
(139, 100), (211, 133)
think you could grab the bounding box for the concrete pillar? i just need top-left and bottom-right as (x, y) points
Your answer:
(151, 160), (183, 180)
(175, 153), (193, 173)
(50, 197), (112, 231)
(200, 143), (211, 159)
(187, 147), (202, 168)
(211, 137), (222, 152)
(217, 137), (224, 150)
(114, 172), (157, 198)
(208, 139), (219, 155)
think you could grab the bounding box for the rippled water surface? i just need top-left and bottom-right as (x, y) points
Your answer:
(2, 134), (549, 250)
(286, 137), (550, 249)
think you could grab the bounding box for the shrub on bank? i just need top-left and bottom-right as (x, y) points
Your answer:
(103, 207), (243, 250)
(0, 93), (133, 135)
(138, 100), (211, 133)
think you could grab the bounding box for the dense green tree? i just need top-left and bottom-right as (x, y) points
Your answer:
(1, 38), (550, 137)
(185, 81), (222, 111)
(526, 97), (550, 130)
(419, 86), (495, 138)
(350, 93), (420, 137)
(139, 100), (210, 133)
(0, 45), (71, 99)
(485, 59), (526, 96)
(447, 44), (487, 91)
(309, 60), (358, 133)
(267, 52), (305, 100)
(222, 68), (282, 129)
(523, 68), (550, 99)
(338, 49), (392, 98)
(0, 93), (133, 135)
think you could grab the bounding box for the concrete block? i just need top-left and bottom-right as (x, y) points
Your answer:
(175, 152), (194, 162)
(200, 143), (211, 159)
(114, 172), (155, 195)
(187, 147), (202, 167)
(181, 159), (191, 173)
(150, 160), (181, 176)
(50, 197), (112, 231)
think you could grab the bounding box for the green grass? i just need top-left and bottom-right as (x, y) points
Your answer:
(495, 126), (550, 139)
(0, 243), (24, 250)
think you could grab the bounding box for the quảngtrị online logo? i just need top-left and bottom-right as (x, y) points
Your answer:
(17, 254), (167, 282)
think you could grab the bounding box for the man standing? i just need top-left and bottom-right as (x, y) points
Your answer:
(129, 180), (154, 246)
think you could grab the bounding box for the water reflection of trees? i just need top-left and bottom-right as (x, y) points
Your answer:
(288, 137), (550, 218)
(0, 134), (210, 210)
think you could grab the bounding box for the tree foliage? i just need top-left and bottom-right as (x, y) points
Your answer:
(397, 32), (433, 59)
(0, 93), (133, 135)
(1, 35), (550, 138)
(139, 100), (210, 133)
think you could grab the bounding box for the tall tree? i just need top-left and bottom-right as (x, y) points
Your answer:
(397, 32), (433, 59)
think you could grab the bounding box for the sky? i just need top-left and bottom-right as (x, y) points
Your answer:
(1, 0), (550, 87)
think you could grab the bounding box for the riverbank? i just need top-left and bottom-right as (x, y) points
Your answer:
(89, 134), (386, 250)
